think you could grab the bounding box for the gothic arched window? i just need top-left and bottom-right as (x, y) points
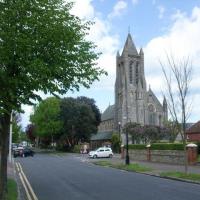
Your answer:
(129, 61), (133, 84)
(148, 104), (156, 125)
(135, 61), (139, 85)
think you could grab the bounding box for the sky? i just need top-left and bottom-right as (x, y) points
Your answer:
(21, 0), (200, 128)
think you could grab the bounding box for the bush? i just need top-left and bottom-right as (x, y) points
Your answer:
(128, 143), (184, 150)
(196, 142), (200, 154)
(111, 133), (121, 153)
(151, 143), (184, 150)
(72, 145), (81, 153)
(128, 144), (146, 150)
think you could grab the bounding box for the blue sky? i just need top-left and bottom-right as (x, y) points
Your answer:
(21, 0), (200, 128)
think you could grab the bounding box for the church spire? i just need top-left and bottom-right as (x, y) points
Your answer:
(122, 33), (138, 56)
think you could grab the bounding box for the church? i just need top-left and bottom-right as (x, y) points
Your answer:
(92, 34), (168, 146)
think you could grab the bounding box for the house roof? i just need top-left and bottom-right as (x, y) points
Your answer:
(90, 131), (113, 141)
(186, 121), (200, 134)
(101, 104), (115, 121)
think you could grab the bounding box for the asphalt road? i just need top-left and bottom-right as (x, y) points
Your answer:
(16, 153), (200, 200)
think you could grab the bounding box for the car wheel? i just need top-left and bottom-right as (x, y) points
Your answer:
(93, 154), (97, 159)
(109, 154), (113, 158)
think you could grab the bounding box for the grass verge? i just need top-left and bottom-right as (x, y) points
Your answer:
(94, 161), (152, 172)
(198, 155), (200, 162)
(7, 178), (18, 200)
(160, 171), (200, 182)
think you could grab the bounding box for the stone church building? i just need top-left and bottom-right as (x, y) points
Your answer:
(96, 34), (168, 145)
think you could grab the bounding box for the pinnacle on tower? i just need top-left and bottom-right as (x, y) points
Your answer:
(116, 51), (120, 57)
(122, 33), (138, 56)
(139, 48), (144, 55)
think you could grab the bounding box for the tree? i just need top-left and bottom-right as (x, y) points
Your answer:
(30, 97), (62, 147)
(77, 96), (101, 127)
(123, 122), (142, 144)
(143, 125), (159, 144)
(12, 112), (22, 143)
(26, 124), (36, 143)
(111, 133), (121, 153)
(160, 54), (193, 173)
(60, 97), (96, 148)
(0, 0), (106, 198)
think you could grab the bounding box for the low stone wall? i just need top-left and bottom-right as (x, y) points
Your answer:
(150, 150), (185, 164)
(129, 149), (185, 165)
(129, 150), (147, 161)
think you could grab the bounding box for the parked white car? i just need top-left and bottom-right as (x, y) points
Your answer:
(88, 147), (113, 158)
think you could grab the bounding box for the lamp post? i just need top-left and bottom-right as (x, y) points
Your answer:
(123, 117), (130, 165)
(118, 122), (121, 139)
(125, 129), (130, 165)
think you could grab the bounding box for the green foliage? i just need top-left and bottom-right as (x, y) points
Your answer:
(151, 143), (184, 150)
(7, 179), (18, 200)
(77, 96), (101, 127)
(128, 144), (146, 150)
(72, 145), (81, 153)
(0, 0), (106, 114)
(94, 161), (152, 172)
(196, 142), (200, 154)
(30, 97), (62, 139)
(111, 133), (121, 153)
(123, 122), (142, 144)
(123, 122), (167, 144)
(60, 97), (97, 146)
(128, 143), (184, 150)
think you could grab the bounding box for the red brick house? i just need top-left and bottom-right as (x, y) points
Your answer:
(186, 121), (200, 142)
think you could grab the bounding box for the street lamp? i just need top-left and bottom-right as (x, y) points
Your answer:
(123, 117), (130, 165)
(125, 129), (130, 165)
(118, 122), (121, 139)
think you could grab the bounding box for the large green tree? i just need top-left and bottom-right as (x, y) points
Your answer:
(30, 97), (62, 146)
(0, 0), (105, 198)
(77, 96), (101, 127)
(60, 97), (96, 147)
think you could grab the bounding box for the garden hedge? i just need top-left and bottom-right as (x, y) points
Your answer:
(128, 143), (184, 150)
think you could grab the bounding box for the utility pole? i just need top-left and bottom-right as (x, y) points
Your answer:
(8, 111), (13, 163)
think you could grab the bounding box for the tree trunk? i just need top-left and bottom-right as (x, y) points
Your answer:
(0, 113), (11, 200)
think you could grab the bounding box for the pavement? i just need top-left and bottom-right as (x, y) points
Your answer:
(7, 159), (15, 179)
(105, 154), (200, 175)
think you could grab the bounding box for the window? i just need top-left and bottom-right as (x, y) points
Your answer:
(129, 61), (133, 84)
(135, 61), (139, 85)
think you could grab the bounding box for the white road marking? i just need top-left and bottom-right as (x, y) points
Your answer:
(16, 162), (38, 200)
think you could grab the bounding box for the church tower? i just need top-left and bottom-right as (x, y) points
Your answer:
(115, 34), (148, 128)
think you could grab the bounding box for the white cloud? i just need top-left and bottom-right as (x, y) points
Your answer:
(157, 5), (165, 19)
(144, 7), (200, 122)
(21, 0), (120, 128)
(70, 0), (94, 19)
(132, 0), (139, 5)
(108, 1), (127, 19)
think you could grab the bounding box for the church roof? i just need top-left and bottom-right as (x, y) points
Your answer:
(186, 121), (200, 134)
(101, 104), (115, 121)
(122, 33), (138, 56)
(148, 89), (163, 109)
(90, 131), (113, 141)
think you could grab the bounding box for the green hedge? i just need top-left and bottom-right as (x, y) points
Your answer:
(128, 144), (146, 150)
(196, 142), (200, 154)
(128, 143), (184, 150)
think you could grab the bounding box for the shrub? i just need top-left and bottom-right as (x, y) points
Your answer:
(128, 144), (146, 150)
(128, 143), (184, 150)
(72, 145), (81, 153)
(196, 142), (200, 154)
(111, 133), (121, 153)
(151, 143), (184, 150)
